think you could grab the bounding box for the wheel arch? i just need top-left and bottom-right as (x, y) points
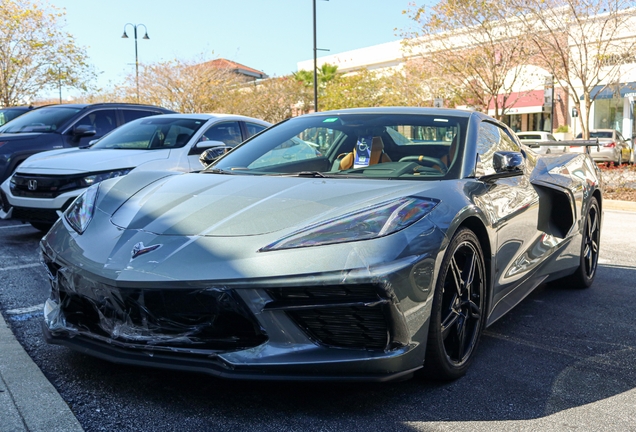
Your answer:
(593, 188), (602, 213)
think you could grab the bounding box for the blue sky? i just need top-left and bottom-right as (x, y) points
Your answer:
(49, 0), (424, 93)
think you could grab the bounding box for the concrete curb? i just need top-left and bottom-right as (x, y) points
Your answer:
(0, 312), (83, 432)
(604, 199), (636, 212)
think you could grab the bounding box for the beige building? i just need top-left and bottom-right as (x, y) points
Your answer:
(298, 14), (636, 139)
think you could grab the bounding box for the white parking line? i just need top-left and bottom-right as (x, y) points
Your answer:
(0, 224), (31, 230)
(0, 263), (41, 272)
(6, 304), (44, 315)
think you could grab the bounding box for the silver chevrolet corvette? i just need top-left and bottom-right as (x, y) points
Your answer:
(41, 108), (603, 382)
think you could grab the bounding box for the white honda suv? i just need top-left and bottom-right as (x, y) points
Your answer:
(0, 113), (270, 230)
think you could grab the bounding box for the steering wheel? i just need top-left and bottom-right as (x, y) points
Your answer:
(399, 155), (447, 173)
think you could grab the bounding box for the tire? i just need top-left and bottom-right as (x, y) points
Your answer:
(423, 228), (486, 381)
(616, 152), (623, 166)
(30, 222), (53, 232)
(558, 197), (601, 289)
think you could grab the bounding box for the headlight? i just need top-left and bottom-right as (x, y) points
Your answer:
(260, 196), (439, 251)
(81, 168), (132, 187)
(65, 183), (99, 234)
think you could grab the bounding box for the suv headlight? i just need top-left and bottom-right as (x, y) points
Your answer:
(81, 168), (132, 187)
(260, 197), (439, 251)
(65, 183), (99, 234)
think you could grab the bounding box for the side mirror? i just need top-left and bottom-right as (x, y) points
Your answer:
(479, 151), (525, 182)
(73, 124), (96, 138)
(199, 146), (233, 166)
(195, 139), (226, 150)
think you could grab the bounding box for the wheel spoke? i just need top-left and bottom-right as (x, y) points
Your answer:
(449, 256), (463, 296)
(590, 211), (598, 234)
(462, 250), (476, 286)
(441, 310), (459, 340)
(456, 314), (467, 357)
(467, 300), (481, 319)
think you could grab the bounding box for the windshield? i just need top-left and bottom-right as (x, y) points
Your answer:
(0, 108), (28, 126)
(576, 131), (613, 139)
(518, 134), (542, 140)
(211, 113), (468, 180)
(0, 107), (81, 133)
(91, 117), (207, 150)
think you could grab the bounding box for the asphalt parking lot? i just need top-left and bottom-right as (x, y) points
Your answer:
(0, 209), (635, 432)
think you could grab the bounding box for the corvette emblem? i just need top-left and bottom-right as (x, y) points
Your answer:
(131, 242), (161, 259)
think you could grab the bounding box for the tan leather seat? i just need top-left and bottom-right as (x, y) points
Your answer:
(338, 136), (391, 170)
(440, 135), (459, 168)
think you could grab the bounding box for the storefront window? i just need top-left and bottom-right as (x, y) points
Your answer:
(502, 112), (551, 132)
(594, 98), (623, 132)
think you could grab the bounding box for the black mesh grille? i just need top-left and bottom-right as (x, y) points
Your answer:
(266, 285), (390, 351)
(57, 281), (267, 351)
(267, 284), (381, 301)
(11, 173), (86, 198)
(288, 306), (389, 350)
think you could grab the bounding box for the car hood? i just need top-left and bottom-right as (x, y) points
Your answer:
(17, 149), (171, 175)
(0, 132), (51, 141)
(110, 173), (439, 237)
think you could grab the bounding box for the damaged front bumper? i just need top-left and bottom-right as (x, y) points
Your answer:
(41, 252), (435, 382)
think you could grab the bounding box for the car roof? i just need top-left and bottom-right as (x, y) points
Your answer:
(138, 113), (270, 123)
(37, 103), (174, 111)
(303, 106), (477, 119)
(0, 106), (32, 111)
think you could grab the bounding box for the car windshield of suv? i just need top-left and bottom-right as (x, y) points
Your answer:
(91, 117), (207, 150)
(0, 108), (27, 126)
(0, 107), (82, 133)
(210, 113), (468, 180)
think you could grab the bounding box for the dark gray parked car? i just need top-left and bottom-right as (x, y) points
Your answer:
(41, 108), (603, 382)
(0, 103), (175, 184)
(0, 106), (33, 126)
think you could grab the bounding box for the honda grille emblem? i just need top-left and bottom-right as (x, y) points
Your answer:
(27, 180), (38, 191)
(131, 242), (162, 259)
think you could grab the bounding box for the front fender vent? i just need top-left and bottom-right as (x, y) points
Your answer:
(534, 185), (574, 238)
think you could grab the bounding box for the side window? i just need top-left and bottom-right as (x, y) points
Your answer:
(122, 109), (159, 123)
(74, 109), (117, 137)
(477, 122), (520, 175)
(201, 121), (242, 147)
(245, 122), (267, 139)
(548, 134), (557, 141)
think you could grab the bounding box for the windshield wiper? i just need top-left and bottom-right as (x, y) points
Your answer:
(204, 167), (234, 175)
(296, 171), (327, 178)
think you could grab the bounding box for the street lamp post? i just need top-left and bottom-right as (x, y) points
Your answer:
(121, 23), (149, 103)
(312, 0), (328, 112)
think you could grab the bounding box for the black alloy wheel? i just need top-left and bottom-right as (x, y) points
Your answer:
(559, 197), (601, 289)
(424, 228), (486, 381)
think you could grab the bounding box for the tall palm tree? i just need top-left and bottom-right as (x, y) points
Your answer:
(293, 64), (339, 88)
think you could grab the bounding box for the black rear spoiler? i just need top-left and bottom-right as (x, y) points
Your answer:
(524, 139), (599, 154)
